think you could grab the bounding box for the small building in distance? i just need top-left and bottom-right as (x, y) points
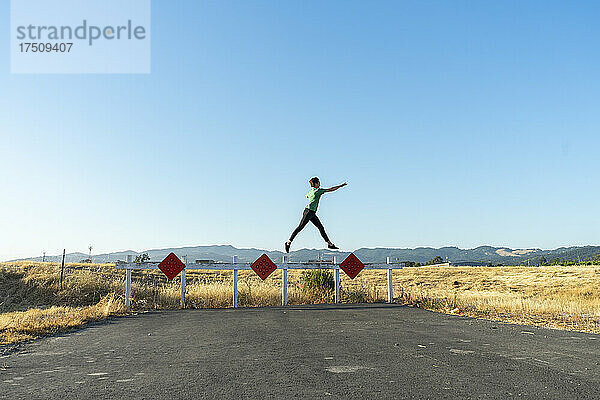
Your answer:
(451, 261), (488, 267)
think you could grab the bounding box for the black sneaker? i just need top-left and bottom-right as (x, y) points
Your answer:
(285, 241), (291, 253)
(327, 243), (339, 250)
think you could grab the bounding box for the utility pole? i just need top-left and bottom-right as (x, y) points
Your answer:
(60, 249), (66, 289)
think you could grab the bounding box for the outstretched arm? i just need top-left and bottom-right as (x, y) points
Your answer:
(325, 182), (347, 193)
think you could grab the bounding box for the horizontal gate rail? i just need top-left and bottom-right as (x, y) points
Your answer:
(115, 263), (408, 270)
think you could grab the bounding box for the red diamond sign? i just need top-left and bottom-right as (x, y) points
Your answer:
(339, 253), (364, 279)
(250, 253), (277, 280)
(158, 252), (185, 281)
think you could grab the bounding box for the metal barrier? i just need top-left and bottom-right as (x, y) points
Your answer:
(115, 254), (445, 308)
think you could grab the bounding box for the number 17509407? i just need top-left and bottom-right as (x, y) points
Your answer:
(19, 42), (73, 53)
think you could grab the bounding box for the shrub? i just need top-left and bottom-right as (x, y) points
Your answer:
(135, 253), (150, 264)
(300, 269), (334, 293)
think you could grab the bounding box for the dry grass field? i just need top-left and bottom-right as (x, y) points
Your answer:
(1, 261), (599, 345)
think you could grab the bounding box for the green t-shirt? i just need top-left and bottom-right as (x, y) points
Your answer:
(306, 188), (326, 211)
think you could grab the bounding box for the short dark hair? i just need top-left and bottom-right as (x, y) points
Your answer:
(309, 177), (320, 187)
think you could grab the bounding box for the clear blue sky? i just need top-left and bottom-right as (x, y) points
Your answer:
(1, 0), (599, 260)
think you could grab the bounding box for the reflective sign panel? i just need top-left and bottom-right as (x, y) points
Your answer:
(250, 253), (277, 280)
(158, 252), (185, 281)
(339, 253), (364, 279)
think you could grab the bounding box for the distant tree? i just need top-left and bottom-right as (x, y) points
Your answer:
(538, 256), (547, 266)
(427, 256), (444, 265)
(135, 253), (150, 264)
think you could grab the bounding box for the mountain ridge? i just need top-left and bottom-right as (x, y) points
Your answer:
(12, 244), (600, 265)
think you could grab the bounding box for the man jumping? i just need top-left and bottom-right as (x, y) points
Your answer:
(285, 177), (347, 253)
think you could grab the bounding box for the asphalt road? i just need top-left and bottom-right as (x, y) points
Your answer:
(1, 304), (599, 399)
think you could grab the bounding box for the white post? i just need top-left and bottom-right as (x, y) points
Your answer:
(125, 269), (132, 307)
(333, 256), (340, 304)
(233, 269), (238, 308)
(180, 269), (186, 308)
(387, 257), (393, 303)
(178, 256), (187, 308)
(282, 256), (288, 306)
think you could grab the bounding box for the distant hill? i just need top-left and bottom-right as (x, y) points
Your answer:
(13, 244), (600, 265)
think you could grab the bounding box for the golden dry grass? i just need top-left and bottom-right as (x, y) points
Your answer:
(1, 261), (599, 345)
(347, 265), (600, 333)
(0, 295), (127, 344)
